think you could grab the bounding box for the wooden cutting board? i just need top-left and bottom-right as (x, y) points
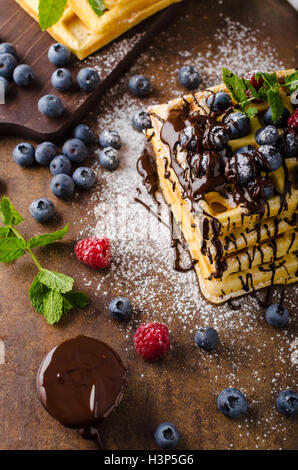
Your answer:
(0, 0), (180, 143)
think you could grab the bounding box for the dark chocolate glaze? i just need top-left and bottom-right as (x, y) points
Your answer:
(170, 211), (197, 272)
(37, 336), (127, 434)
(137, 149), (159, 204)
(159, 96), (294, 284)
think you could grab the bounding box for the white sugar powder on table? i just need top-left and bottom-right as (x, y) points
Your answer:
(72, 16), (297, 447)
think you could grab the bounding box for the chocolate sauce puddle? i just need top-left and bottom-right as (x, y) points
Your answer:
(37, 336), (127, 450)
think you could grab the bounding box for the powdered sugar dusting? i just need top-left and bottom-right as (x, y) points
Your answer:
(73, 15), (297, 449)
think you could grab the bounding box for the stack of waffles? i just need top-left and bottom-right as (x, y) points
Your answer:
(147, 69), (298, 304)
(15, 0), (181, 59)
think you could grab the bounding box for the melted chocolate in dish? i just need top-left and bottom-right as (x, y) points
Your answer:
(37, 336), (127, 447)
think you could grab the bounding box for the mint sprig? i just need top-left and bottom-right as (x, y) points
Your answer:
(0, 197), (89, 325)
(38, 0), (68, 31)
(38, 0), (106, 30)
(222, 68), (297, 124)
(88, 0), (106, 16)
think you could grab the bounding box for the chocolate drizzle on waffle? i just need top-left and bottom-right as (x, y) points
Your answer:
(160, 101), (295, 281)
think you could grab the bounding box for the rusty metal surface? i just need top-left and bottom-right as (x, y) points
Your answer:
(0, 0), (297, 450)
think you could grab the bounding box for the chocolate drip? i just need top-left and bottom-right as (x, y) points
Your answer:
(170, 211), (197, 272)
(160, 97), (293, 283)
(36, 336), (127, 447)
(228, 298), (242, 310)
(137, 149), (159, 204)
(285, 213), (298, 227)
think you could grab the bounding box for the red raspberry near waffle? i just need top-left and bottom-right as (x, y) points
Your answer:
(288, 109), (298, 132)
(133, 322), (170, 361)
(75, 237), (111, 269)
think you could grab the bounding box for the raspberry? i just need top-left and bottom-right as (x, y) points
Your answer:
(244, 71), (264, 91)
(133, 322), (170, 361)
(288, 109), (298, 131)
(75, 237), (111, 269)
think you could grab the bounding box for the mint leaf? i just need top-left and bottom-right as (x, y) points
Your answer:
(0, 227), (11, 238)
(43, 289), (64, 325)
(27, 224), (69, 249)
(63, 291), (90, 309)
(256, 72), (278, 89)
(38, 0), (68, 30)
(37, 269), (74, 293)
(0, 238), (26, 262)
(0, 197), (24, 226)
(245, 106), (258, 118)
(285, 71), (298, 91)
(88, 0), (106, 16)
(222, 68), (247, 103)
(244, 80), (259, 99)
(29, 276), (49, 314)
(267, 89), (284, 124)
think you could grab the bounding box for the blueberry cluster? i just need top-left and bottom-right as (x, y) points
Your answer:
(39, 43), (100, 118)
(206, 88), (297, 198)
(0, 40), (100, 118)
(0, 42), (34, 96)
(13, 123), (97, 203)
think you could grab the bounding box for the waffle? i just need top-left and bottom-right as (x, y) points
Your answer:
(146, 69), (298, 303)
(14, 0), (181, 60)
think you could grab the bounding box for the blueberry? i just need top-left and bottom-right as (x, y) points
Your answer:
(109, 297), (132, 321)
(74, 124), (95, 145)
(132, 110), (152, 132)
(0, 76), (10, 96)
(50, 174), (75, 198)
(62, 138), (88, 163)
(264, 106), (290, 128)
(207, 91), (231, 113)
(265, 304), (289, 327)
(51, 68), (73, 92)
(217, 388), (247, 418)
(72, 167), (96, 189)
(128, 74), (151, 97)
(154, 423), (180, 449)
(99, 147), (120, 171)
(0, 53), (18, 78)
(204, 126), (229, 150)
(48, 43), (71, 67)
(178, 65), (200, 90)
(276, 390), (298, 416)
(0, 43), (16, 56)
(263, 178), (274, 199)
(284, 132), (298, 157)
(290, 90), (298, 107)
(236, 145), (256, 155)
(195, 327), (219, 351)
(248, 178), (274, 199)
(50, 155), (72, 175)
(30, 198), (55, 223)
(38, 94), (64, 118)
(230, 153), (253, 185)
(77, 68), (100, 92)
(99, 129), (121, 150)
(225, 112), (251, 139)
(255, 125), (279, 146)
(180, 126), (197, 152)
(257, 145), (282, 172)
(13, 143), (35, 167)
(13, 64), (34, 87)
(35, 141), (58, 165)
